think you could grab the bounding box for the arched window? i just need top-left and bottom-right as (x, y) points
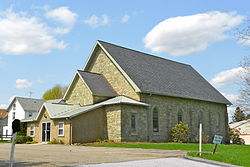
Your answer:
(198, 111), (203, 124)
(177, 110), (183, 123)
(153, 108), (159, 132)
(216, 112), (220, 128)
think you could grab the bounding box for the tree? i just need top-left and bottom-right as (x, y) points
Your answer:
(232, 107), (246, 122)
(42, 85), (67, 100)
(236, 20), (250, 113)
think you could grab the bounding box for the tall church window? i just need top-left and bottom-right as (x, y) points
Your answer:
(177, 110), (183, 123)
(153, 108), (159, 132)
(131, 114), (136, 133)
(216, 112), (220, 129)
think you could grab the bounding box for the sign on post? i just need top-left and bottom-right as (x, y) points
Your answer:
(212, 135), (223, 154)
(10, 119), (21, 167)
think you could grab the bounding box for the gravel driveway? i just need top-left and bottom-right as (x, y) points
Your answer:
(0, 143), (186, 167)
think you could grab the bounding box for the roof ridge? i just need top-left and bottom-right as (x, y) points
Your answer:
(16, 97), (45, 101)
(97, 40), (191, 67)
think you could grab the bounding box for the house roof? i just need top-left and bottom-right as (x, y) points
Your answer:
(77, 70), (117, 96)
(8, 97), (45, 112)
(0, 109), (8, 119)
(22, 96), (149, 122)
(85, 40), (231, 105)
(229, 119), (250, 129)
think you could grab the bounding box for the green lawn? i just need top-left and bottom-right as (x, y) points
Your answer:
(91, 142), (250, 167)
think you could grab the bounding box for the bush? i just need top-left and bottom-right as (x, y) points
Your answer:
(48, 138), (64, 144)
(15, 136), (33, 144)
(202, 133), (210, 144)
(170, 122), (190, 143)
(229, 128), (245, 145)
(26, 141), (38, 144)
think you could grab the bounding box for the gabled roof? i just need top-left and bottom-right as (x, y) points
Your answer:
(77, 70), (117, 96)
(63, 70), (117, 100)
(7, 97), (45, 112)
(22, 96), (149, 122)
(85, 40), (231, 105)
(229, 119), (250, 129)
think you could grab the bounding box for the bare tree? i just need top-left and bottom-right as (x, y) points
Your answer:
(236, 20), (250, 113)
(237, 57), (250, 113)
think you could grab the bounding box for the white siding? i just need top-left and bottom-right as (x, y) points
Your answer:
(2, 99), (25, 136)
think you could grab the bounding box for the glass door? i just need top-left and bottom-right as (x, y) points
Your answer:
(42, 122), (51, 142)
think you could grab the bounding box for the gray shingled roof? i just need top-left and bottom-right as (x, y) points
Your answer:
(22, 96), (149, 122)
(77, 70), (117, 97)
(97, 41), (231, 105)
(16, 97), (45, 112)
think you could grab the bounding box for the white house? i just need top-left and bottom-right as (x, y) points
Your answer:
(229, 119), (250, 145)
(2, 97), (45, 138)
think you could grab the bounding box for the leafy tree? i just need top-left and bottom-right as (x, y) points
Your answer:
(232, 107), (246, 122)
(170, 122), (190, 143)
(42, 85), (67, 100)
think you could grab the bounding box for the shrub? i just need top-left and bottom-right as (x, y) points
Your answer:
(202, 133), (210, 144)
(170, 122), (190, 143)
(95, 139), (102, 142)
(229, 128), (245, 145)
(26, 141), (38, 144)
(15, 136), (33, 144)
(48, 138), (64, 144)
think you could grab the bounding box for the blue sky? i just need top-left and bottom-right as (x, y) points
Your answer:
(0, 0), (249, 118)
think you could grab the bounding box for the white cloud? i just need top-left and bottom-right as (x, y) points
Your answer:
(121, 14), (130, 23)
(15, 79), (32, 89)
(84, 14), (110, 28)
(210, 67), (244, 88)
(0, 104), (7, 109)
(0, 8), (66, 55)
(221, 93), (239, 104)
(144, 11), (244, 56)
(45, 6), (77, 25)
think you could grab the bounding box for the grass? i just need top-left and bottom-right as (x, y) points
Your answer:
(89, 142), (250, 167)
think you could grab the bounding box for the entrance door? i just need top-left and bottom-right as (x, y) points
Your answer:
(42, 122), (51, 142)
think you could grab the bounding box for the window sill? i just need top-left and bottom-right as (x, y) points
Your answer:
(30, 135), (35, 137)
(131, 133), (138, 136)
(58, 135), (64, 137)
(153, 132), (160, 136)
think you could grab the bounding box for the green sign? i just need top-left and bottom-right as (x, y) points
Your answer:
(213, 135), (223, 144)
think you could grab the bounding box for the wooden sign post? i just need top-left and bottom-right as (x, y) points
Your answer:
(212, 135), (223, 154)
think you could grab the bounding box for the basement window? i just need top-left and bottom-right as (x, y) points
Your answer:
(58, 122), (64, 136)
(30, 124), (35, 137)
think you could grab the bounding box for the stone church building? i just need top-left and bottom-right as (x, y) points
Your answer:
(25, 40), (231, 144)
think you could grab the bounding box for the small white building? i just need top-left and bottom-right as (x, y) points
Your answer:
(2, 97), (45, 137)
(229, 119), (250, 145)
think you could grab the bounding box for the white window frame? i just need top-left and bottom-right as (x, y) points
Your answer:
(58, 122), (64, 137)
(30, 124), (35, 137)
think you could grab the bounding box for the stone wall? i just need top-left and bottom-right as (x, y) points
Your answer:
(140, 93), (229, 143)
(105, 105), (122, 141)
(87, 48), (140, 100)
(27, 108), (71, 144)
(65, 75), (93, 106)
(120, 105), (148, 142)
